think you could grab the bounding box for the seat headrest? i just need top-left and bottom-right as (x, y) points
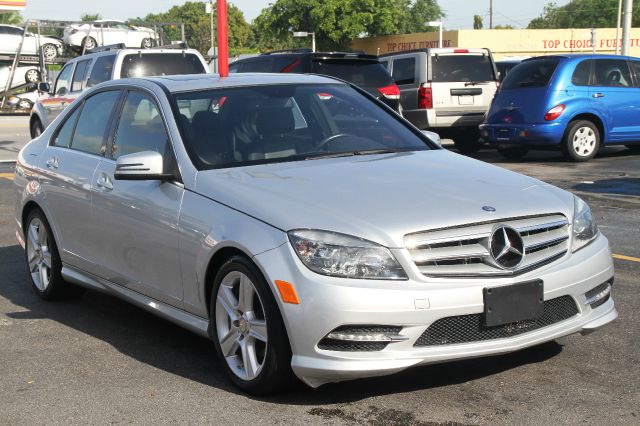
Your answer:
(255, 107), (295, 135)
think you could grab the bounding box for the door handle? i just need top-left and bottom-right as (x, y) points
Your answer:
(46, 157), (58, 169)
(96, 173), (113, 191)
(592, 93), (605, 98)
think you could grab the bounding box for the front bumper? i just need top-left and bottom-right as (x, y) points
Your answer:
(254, 234), (616, 388)
(479, 121), (565, 146)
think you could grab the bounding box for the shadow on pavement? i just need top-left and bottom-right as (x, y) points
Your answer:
(574, 178), (640, 197)
(0, 244), (563, 403)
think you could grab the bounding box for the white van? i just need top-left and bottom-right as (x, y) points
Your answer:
(380, 48), (499, 153)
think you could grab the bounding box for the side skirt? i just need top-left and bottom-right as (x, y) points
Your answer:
(61, 265), (210, 338)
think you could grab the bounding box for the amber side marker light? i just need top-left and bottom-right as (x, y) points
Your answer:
(275, 280), (300, 304)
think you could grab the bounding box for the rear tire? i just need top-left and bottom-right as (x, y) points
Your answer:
(497, 146), (528, 160)
(30, 119), (43, 138)
(81, 36), (97, 51)
(453, 129), (481, 154)
(562, 120), (600, 162)
(24, 209), (80, 300)
(141, 38), (155, 48)
(41, 43), (58, 60)
(18, 99), (33, 110)
(210, 255), (295, 395)
(25, 69), (40, 83)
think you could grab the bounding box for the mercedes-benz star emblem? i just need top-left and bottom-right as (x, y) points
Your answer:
(489, 225), (525, 269)
(482, 205), (496, 212)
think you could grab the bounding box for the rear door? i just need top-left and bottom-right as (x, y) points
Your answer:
(429, 49), (498, 126)
(589, 58), (640, 142)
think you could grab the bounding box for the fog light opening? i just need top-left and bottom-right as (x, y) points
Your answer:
(584, 282), (612, 308)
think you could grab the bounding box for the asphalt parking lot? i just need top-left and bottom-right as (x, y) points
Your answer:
(0, 115), (638, 425)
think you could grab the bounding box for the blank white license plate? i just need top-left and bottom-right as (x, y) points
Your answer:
(458, 95), (473, 105)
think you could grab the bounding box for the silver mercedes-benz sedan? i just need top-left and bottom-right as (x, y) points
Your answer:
(13, 73), (617, 395)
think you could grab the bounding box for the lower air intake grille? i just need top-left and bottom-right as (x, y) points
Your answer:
(414, 296), (579, 347)
(318, 325), (402, 352)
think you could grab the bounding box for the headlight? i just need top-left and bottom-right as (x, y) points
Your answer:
(572, 196), (598, 252)
(288, 229), (407, 280)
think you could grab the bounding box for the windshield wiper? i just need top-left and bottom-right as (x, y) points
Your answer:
(353, 148), (402, 156)
(464, 81), (491, 86)
(302, 151), (358, 160)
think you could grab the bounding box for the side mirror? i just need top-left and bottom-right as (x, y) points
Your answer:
(37, 82), (50, 93)
(114, 151), (173, 181)
(421, 130), (442, 147)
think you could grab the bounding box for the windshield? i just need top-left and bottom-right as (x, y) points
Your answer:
(311, 60), (393, 88)
(120, 53), (205, 78)
(173, 84), (429, 169)
(501, 58), (560, 90)
(431, 54), (496, 82)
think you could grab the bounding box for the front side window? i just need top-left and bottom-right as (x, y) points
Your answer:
(71, 59), (91, 92)
(86, 54), (116, 87)
(112, 91), (169, 159)
(54, 64), (74, 96)
(392, 57), (416, 85)
(53, 107), (81, 148)
(593, 59), (632, 87)
(70, 90), (121, 155)
(173, 84), (429, 169)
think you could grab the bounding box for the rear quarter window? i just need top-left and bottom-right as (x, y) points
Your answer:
(501, 58), (560, 90)
(120, 53), (206, 78)
(392, 57), (416, 85)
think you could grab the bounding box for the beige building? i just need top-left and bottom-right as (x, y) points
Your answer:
(352, 28), (640, 60)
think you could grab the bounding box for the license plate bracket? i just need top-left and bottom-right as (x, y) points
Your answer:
(483, 280), (544, 327)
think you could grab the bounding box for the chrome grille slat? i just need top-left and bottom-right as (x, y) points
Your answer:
(406, 214), (570, 277)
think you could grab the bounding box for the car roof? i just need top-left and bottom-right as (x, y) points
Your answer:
(524, 54), (638, 62)
(121, 73), (344, 93)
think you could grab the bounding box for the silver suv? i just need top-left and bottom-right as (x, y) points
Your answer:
(14, 73), (616, 395)
(380, 48), (499, 153)
(29, 45), (209, 137)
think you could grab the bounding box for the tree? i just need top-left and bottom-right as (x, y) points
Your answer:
(473, 14), (483, 30)
(138, 1), (253, 54)
(254, 0), (443, 51)
(80, 13), (102, 22)
(0, 12), (22, 25)
(494, 24), (515, 29)
(528, 0), (640, 29)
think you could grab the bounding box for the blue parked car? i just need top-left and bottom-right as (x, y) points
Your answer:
(480, 54), (640, 161)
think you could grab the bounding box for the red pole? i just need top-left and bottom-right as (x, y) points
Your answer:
(217, 0), (229, 77)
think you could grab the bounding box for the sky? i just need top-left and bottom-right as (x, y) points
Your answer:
(21, 0), (572, 30)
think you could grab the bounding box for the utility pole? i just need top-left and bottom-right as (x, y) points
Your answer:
(622, 0), (633, 56)
(489, 0), (493, 29)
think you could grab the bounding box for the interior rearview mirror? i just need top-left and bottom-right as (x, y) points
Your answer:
(421, 130), (442, 147)
(114, 151), (173, 181)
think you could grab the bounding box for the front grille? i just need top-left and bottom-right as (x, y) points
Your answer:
(318, 325), (402, 352)
(405, 214), (569, 277)
(414, 295), (579, 347)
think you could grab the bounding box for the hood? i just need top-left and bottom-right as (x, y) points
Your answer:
(194, 150), (574, 248)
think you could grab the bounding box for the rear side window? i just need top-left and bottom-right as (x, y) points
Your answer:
(631, 61), (640, 87)
(572, 60), (592, 86)
(53, 107), (81, 148)
(71, 90), (121, 155)
(501, 58), (560, 90)
(229, 62), (240, 73)
(392, 57), (416, 85)
(87, 54), (116, 87)
(593, 59), (632, 87)
(71, 59), (91, 92)
(311, 60), (392, 87)
(120, 53), (206, 78)
(431, 54), (495, 82)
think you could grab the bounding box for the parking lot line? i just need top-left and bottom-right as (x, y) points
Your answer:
(613, 253), (640, 263)
(0, 173), (14, 181)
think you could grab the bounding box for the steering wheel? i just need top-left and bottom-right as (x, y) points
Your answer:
(314, 133), (355, 151)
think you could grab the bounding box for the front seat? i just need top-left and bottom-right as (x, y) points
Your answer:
(250, 107), (300, 160)
(606, 70), (622, 86)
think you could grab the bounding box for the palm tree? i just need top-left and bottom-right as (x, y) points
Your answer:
(0, 12), (23, 25)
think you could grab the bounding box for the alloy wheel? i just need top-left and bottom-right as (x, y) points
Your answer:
(26, 218), (52, 291)
(215, 271), (268, 381)
(18, 99), (32, 110)
(25, 69), (39, 83)
(572, 126), (597, 157)
(42, 44), (57, 60)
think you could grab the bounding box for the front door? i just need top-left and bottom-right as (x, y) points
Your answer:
(38, 89), (121, 274)
(91, 89), (185, 307)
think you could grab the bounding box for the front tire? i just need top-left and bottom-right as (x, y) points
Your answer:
(141, 38), (155, 48)
(18, 99), (33, 110)
(30, 118), (43, 138)
(24, 209), (75, 300)
(562, 120), (600, 162)
(211, 255), (294, 395)
(41, 43), (58, 60)
(497, 146), (529, 160)
(81, 36), (97, 51)
(25, 69), (40, 83)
